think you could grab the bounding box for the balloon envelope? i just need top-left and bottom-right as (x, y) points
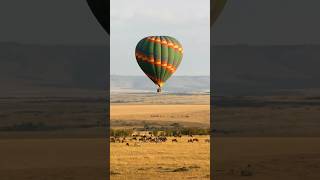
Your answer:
(86, 0), (109, 34)
(135, 36), (183, 91)
(211, 0), (227, 25)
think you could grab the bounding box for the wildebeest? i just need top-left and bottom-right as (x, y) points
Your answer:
(157, 136), (167, 142)
(126, 143), (129, 146)
(193, 138), (199, 142)
(110, 137), (116, 143)
(172, 139), (178, 143)
(188, 139), (193, 143)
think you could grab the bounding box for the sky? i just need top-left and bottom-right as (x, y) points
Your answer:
(214, 0), (320, 45)
(110, 0), (210, 76)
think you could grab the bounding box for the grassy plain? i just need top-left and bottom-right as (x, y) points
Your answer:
(111, 136), (210, 180)
(111, 104), (209, 128)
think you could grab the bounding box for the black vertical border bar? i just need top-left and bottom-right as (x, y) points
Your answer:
(210, 0), (214, 179)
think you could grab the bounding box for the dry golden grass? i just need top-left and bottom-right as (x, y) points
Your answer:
(111, 104), (209, 125)
(110, 136), (210, 180)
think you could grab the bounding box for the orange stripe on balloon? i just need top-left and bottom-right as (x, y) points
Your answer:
(161, 40), (167, 45)
(136, 52), (178, 72)
(145, 38), (183, 53)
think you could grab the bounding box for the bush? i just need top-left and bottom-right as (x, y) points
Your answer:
(110, 129), (133, 137)
(109, 127), (210, 137)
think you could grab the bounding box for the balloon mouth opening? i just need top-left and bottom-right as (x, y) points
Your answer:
(157, 82), (164, 88)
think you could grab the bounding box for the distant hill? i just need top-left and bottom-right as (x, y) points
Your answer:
(111, 75), (209, 93)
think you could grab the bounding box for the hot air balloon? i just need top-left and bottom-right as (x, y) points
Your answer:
(211, 0), (227, 25)
(86, 0), (109, 34)
(135, 36), (183, 93)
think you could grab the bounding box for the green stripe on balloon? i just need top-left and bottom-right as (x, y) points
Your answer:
(161, 37), (175, 83)
(160, 37), (169, 80)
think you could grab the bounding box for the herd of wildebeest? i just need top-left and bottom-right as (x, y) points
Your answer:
(110, 134), (210, 146)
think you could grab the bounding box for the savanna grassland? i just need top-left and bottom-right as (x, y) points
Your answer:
(111, 136), (210, 180)
(110, 93), (210, 180)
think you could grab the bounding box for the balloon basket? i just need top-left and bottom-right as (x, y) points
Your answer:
(157, 87), (162, 93)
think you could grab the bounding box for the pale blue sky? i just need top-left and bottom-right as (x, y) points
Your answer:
(110, 0), (210, 76)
